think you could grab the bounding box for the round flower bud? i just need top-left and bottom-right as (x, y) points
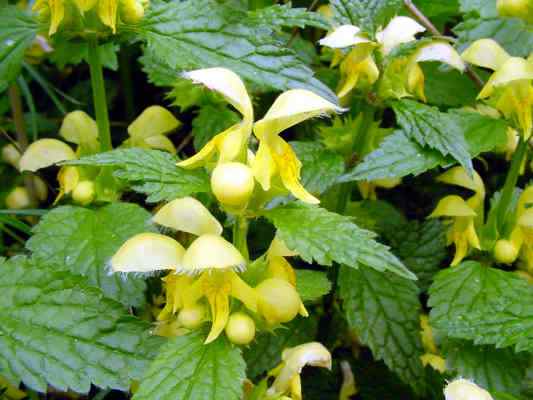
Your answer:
(72, 181), (95, 206)
(225, 312), (256, 345)
(5, 187), (32, 209)
(256, 278), (301, 324)
(210, 162), (255, 207)
(494, 239), (519, 264)
(178, 304), (206, 329)
(444, 378), (493, 400)
(497, 0), (531, 21)
(1, 144), (21, 169)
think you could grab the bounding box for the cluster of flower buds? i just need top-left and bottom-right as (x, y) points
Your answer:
(111, 197), (307, 345)
(16, 106), (179, 206)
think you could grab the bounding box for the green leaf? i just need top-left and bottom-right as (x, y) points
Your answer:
(429, 261), (533, 352)
(386, 219), (447, 291)
(0, 7), (38, 91)
(341, 110), (508, 181)
(50, 40), (119, 71)
(192, 105), (240, 151)
(422, 63), (480, 107)
(454, 17), (533, 57)
(345, 199), (407, 234)
(262, 202), (416, 280)
(414, 0), (460, 17)
(243, 317), (318, 379)
(295, 270), (332, 302)
(247, 4), (330, 30)
(443, 339), (528, 395)
(66, 148), (210, 203)
(291, 141), (345, 196)
(136, 0), (336, 102)
(331, 0), (402, 34)
(338, 266), (426, 392)
(133, 331), (245, 400)
(26, 203), (153, 306)
(459, 0), (497, 18)
(393, 100), (473, 174)
(0, 257), (162, 393)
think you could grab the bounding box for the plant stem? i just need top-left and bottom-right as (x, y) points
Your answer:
(335, 105), (375, 213)
(87, 37), (113, 152)
(119, 47), (136, 121)
(233, 216), (249, 261)
(403, 0), (484, 88)
(497, 138), (528, 227)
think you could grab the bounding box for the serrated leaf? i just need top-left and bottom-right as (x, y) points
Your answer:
(341, 110), (508, 181)
(393, 100), (473, 174)
(338, 266), (426, 393)
(295, 270), (331, 302)
(66, 148), (210, 203)
(386, 219), (447, 290)
(133, 331), (245, 400)
(262, 202), (416, 280)
(459, 0), (497, 18)
(429, 261), (533, 352)
(454, 17), (533, 57)
(49, 40), (119, 70)
(243, 317), (318, 379)
(192, 105), (240, 151)
(443, 339), (528, 395)
(0, 7), (38, 91)
(291, 141), (345, 196)
(0, 257), (162, 393)
(414, 0), (459, 17)
(135, 0), (336, 102)
(331, 0), (402, 34)
(26, 203), (153, 306)
(345, 200), (407, 234)
(247, 4), (330, 30)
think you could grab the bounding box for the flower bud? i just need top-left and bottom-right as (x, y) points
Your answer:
(72, 181), (95, 206)
(225, 312), (256, 345)
(444, 378), (493, 400)
(256, 278), (301, 324)
(120, 0), (145, 24)
(178, 303), (206, 329)
(1, 144), (21, 169)
(497, 0), (532, 22)
(211, 162), (255, 207)
(494, 239), (519, 264)
(32, 176), (49, 202)
(6, 187), (32, 209)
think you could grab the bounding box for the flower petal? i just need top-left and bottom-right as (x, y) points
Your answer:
(98, 0), (119, 32)
(19, 138), (76, 172)
(143, 135), (177, 154)
(429, 195), (477, 218)
(376, 16), (425, 55)
(250, 141), (276, 191)
(318, 24), (370, 48)
(153, 197), (223, 236)
(414, 42), (465, 72)
(181, 234), (245, 273)
(461, 39), (510, 70)
(229, 271), (258, 312)
(254, 89), (343, 140)
(205, 291), (230, 344)
(183, 68), (253, 123)
(110, 232), (185, 273)
(60, 111), (98, 145)
(128, 106), (180, 139)
(437, 166), (485, 198)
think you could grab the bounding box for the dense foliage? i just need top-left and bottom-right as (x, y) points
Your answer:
(0, 0), (532, 399)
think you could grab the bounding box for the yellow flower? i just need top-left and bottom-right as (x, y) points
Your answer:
(319, 17), (465, 99)
(124, 106), (181, 154)
(179, 68), (342, 204)
(462, 39), (533, 138)
(267, 342), (331, 400)
(429, 195), (481, 266)
(419, 315), (447, 373)
(505, 186), (533, 270)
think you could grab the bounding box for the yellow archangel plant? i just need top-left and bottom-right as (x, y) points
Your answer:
(319, 16), (465, 100)
(428, 166), (486, 266)
(177, 67), (343, 204)
(462, 39), (533, 139)
(33, 0), (148, 36)
(111, 197), (306, 344)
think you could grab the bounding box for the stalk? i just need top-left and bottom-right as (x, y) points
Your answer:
(233, 215), (250, 261)
(87, 37), (113, 152)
